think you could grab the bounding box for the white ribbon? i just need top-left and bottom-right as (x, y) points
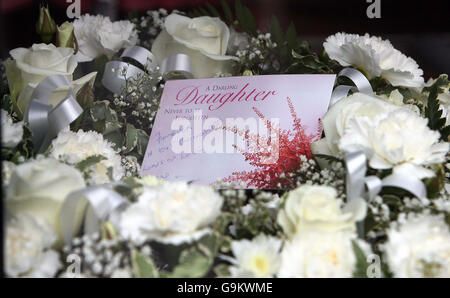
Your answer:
(332, 68), (427, 237)
(344, 151), (426, 202)
(330, 68), (374, 106)
(25, 75), (83, 153)
(60, 183), (130, 246)
(102, 46), (193, 94)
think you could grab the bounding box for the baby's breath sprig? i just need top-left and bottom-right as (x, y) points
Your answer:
(60, 227), (155, 278)
(131, 9), (183, 50)
(111, 64), (163, 133)
(232, 32), (277, 75)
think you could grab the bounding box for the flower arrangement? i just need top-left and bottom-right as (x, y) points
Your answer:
(1, 2), (449, 278)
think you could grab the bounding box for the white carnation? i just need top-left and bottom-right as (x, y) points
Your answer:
(311, 92), (398, 157)
(278, 230), (359, 278)
(119, 181), (223, 245)
(6, 213), (61, 278)
(324, 33), (424, 87)
(73, 14), (138, 62)
(339, 107), (449, 179)
(383, 213), (450, 277)
(1, 109), (23, 148)
(228, 234), (282, 278)
(50, 129), (124, 184)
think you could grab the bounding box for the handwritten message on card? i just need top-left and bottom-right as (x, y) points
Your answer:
(141, 74), (335, 188)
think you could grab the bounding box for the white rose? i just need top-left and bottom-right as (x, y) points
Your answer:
(6, 156), (86, 245)
(324, 33), (424, 87)
(73, 14), (138, 62)
(4, 43), (96, 117)
(6, 213), (61, 278)
(50, 129), (124, 184)
(339, 108), (449, 179)
(152, 14), (238, 78)
(228, 234), (282, 278)
(383, 213), (450, 277)
(1, 109), (23, 148)
(119, 181), (223, 245)
(277, 185), (366, 237)
(311, 92), (398, 156)
(278, 230), (359, 278)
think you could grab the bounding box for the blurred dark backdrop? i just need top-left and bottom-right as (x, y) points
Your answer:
(0, 0), (449, 79)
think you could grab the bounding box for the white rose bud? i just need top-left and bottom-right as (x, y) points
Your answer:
(3, 43), (96, 118)
(277, 185), (366, 237)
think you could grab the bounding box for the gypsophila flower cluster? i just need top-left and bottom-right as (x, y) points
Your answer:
(233, 33), (277, 75)
(121, 155), (140, 177)
(60, 232), (154, 278)
(367, 191), (450, 242)
(278, 155), (346, 197)
(219, 188), (282, 239)
(111, 65), (163, 132)
(131, 9), (181, 50)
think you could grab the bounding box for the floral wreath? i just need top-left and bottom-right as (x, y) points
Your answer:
(2, 2), (450, 278)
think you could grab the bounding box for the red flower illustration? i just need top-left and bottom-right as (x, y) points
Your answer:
(222, 97), (321, 189)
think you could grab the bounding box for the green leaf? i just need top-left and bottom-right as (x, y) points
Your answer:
(269, 16), (284, 47)
(242, 6), (257, 35)
(221, 0), (234, 24)
(197, 233), (221, 258)
(169, 247), (211, 278)
(90, 100), (108, 122)
(313, 154), (343, 164)
(205, 3), (221, 17)
(100, 221), (118, 240)
(131, 250), (159, 278)
(290, 50), (330, 73)
(234, 0), (257, 35)
(124, 123), (139, 153)
(104, 130), (124, 150)
(76, 82), (94, 109)
(285, 22), (298, 51)
(198, 7), (210, 17)
(1, 94), (13, 115)
(424, 164), (445, 198)
(214, 264), (231, 277)
(424, 74), (450, 140)
(234, 0), (244, 26)
(136, 129), (150, 156)
(75, 155), (106, 172)
(352, 241), (369, 278)
(104, 119), (122, 135)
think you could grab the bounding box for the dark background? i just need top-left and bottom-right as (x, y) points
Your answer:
(0, 0), (449, 78)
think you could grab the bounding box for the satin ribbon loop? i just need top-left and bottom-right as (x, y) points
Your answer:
(344, 151), (427, 205)
(121, 46), (158, 72)
(160, 54), (194, 80)
(330, 68), (373, 106)
(344, 151), (382, 203)
(25, 75), (82, 153)
(102, 46), (194, 94)
(61, 183), (130, 246)
(381, 173), (426, 200)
